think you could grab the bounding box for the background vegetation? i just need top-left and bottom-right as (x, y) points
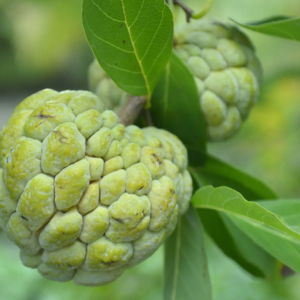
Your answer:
(0, 0), (300, 299)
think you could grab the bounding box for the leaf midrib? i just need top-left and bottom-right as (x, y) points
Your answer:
(194, 197), (300, 245)
(120, 0), (150, 97)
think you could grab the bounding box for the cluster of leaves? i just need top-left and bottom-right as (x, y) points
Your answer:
(82, 0), (300, 299)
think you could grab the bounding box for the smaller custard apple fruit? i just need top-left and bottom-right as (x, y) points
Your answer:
(0, 89), (193, 286)
(174, 19), (263, 141)
(88, 60), (129, 113)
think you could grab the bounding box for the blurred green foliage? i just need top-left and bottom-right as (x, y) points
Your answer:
(0, 0), (92, 91)
(1, 0), (300, 299)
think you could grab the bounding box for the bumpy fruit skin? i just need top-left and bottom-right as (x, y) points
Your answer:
(88, 60), (129, 113)
(88, 19), (262, 142)
(174, 19), (263, 141)
(0, 89), (192, 286)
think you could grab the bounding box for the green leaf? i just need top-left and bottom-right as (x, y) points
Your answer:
(193, 186), (300, 274)
(190, 155), (279, 279)
(82, 0), (173, 100)
(206, 234), (300, 300)
(257, 200), (300, 228)
(189, 152), (277, 200)
(164, 206), (212, 300)
(151, 51), (207, 152)
(197, 209), (279, 278)
(231, 16), (300, 42)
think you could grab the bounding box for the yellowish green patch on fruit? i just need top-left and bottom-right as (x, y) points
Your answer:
(106, 193), (150, 242)
(17, 174), (56, 231)
(100, 170), (126, 206)
(103, 156), (123, 176)
(3, 137), (42, 200)
(112, 124), (126, 141)
(75, 109), (103, 139)
(41, 123), (86, 176)
(79, 206), (109, 243)
(121, 143), (141, 169)
(126, 163), (152, 196)
(54, 159), (90, 211)
(125, 125), (145, 147)
(77, 183), (100, 215)
(68, 94), (105, 116)
(0, 169), (17, 227)
(103, 140), (122, 160)
(24, 102), (76, 141)
(85, 156), (104, 181)
(42, 241), (86, 270)
(7, 212), (41, 255)
(86, 127), (113, 157)
(140, 146), (165, 180)
(0, 110), (33, 166)
(101, 110), (119, 129)
(148, 176), (177, 232)
(83, 237), (133, 271)
(14, 89), (58, 112)
(201, 91), (227, 126)
(39, 208), (82, 251)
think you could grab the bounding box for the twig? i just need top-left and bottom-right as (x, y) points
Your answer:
(142, 109), (154, 127)
(173, 0), (194, 22)
(281, 265), (295, 278)
(118, 96), (147, 127)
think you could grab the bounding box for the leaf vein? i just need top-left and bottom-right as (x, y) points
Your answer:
(86, 20), (134, 53)
(129, 0), (145, 29)
(96, 56), (142, 74)
(91, 0), (124, 22)
(141, 9), (164, 61)
(121, 0), (149, 96)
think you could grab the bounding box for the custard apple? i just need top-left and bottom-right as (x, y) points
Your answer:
(174, 19), (263, 141)
(88, 19), (262, 142)
(0, 89), (193, 286)
(89, 60), (129, 113)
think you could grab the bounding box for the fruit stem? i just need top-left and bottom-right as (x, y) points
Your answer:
(172, 0), (213, 22)
(118, 96), (147, 126)
(191, 0), (213, 20)
(142, 109), (154, 127)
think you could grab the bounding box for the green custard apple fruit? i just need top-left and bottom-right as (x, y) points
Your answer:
(88, 19), (263, 142)
(89, 60), (129, 113)
(174, 19), (263, 141)
(0, 89), (193, 286)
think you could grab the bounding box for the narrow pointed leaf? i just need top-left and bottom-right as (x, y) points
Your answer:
(151, 51), (207, 152)
(82, 0), (173, 100)
(193, 186), (300, 273)
(198, 209), (279, 278)
(231, 16), (300, 42)
(164, 206), (212, 300)
(189, 155), (279, 279)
